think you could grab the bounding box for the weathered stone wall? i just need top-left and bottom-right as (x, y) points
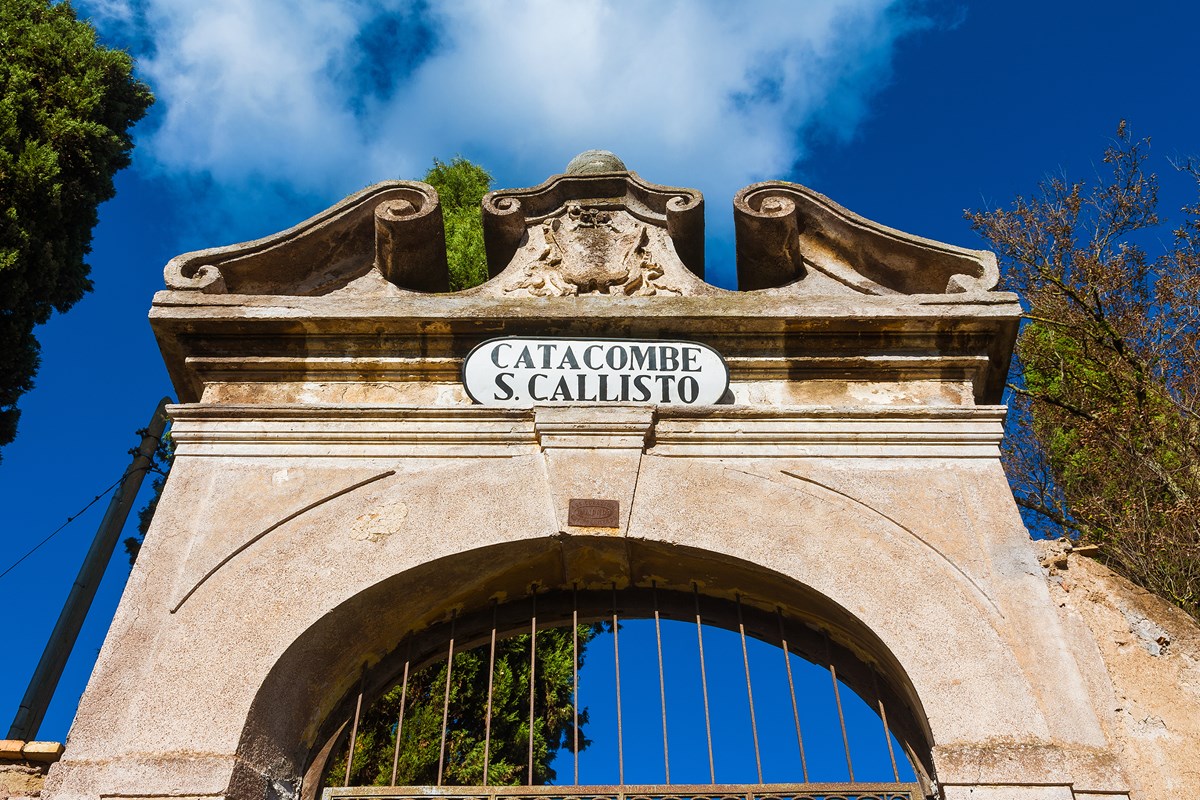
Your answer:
(1039, 541), (1200, 800)
(1, 742), (63, 799)
(0, 763), (45, 800)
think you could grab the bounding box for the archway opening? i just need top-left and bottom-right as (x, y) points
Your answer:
(318, 583), (929, 798)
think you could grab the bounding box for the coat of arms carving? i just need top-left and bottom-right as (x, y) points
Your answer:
(504, 203), (679, 297)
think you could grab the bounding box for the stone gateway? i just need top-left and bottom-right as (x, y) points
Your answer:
(39, 153), (1200, 800)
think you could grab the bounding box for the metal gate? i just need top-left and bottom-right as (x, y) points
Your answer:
(320, 585), (928, 800)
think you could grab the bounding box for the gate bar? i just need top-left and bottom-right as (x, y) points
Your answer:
(343, 667), (365, 787)
(872, 668), (901, 782)
(437, 612), (456, 786)
(736, 594), (763, 783)
(572, 584), (580, 785)
(527, 589), (537, 785)
(652, 582), (670, 784)
(825, 631), (855, 782)
(776, 607), (809, 782)
(483, 601), (497, 786)
(389, 646), (411, 786)
(612, 583), (625, 785)
(692, 583), (716, 785)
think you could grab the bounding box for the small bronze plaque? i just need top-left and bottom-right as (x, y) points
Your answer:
(568, 498), (620, 528)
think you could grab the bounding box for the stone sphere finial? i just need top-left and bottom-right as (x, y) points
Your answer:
(564, 150), (627, 175)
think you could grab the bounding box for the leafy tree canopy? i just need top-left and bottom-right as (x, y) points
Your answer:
(969, 123), (1200, 618)
(328, 627), (593, 787)
(0, 0), (153, 454)
(422, 157), (491, 291)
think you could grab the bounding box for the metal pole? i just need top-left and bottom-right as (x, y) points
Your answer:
(8, 397), (171, 741)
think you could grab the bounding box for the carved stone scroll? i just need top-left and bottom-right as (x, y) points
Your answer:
(163, 261), (227, 294)
(481, 195), (525, 281)
(373, 189), (449, 293)
(734, 182), (999, 295)
(163, 181), (449, 295)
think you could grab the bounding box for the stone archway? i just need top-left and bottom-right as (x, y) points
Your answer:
(226, 536), (940, 799)
(45, 156), (1138, 800)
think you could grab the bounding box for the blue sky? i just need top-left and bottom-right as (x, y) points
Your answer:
(1, 0), (1198, 749)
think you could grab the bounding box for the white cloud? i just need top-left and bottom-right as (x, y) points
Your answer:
(83, 0), (926, 278)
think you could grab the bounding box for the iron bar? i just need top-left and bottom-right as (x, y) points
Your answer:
(612, 582), (625, 785)
(483, 601), (498, 787)
(572, 583), (580, 786)
(528, 589), (537, 786)
(344, 668), (365, 787)
(652, 582), (670, 784)
(437, 612), (457, 787)
(775, 607), (809, 783)
(825, 631), (855, 782)
(390, 646), (411, 786)
(872, 669), (901, 783)
(692, 583), (716, 785)
(735, 594), (763, 783)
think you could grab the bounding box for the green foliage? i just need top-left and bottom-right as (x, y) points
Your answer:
(969, 123), (1200, 618)
(327, 627), (593, 787)
(0, 0), (152, 454)
(422, 157), (492, 291)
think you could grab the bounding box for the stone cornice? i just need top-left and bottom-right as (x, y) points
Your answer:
(167, 403), (1006, 459)
(151, 291), (1020, 405)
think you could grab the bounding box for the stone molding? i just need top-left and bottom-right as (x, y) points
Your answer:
(151, 292), (1020, 405)
(180, 354), (990, 402)
(533, 406), (655, 450)
(166, 404), (1005, 459)
(651, 405), (1006, 458)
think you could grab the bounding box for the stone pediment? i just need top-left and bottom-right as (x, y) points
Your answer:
(733, 182), (999, 295)
(159, 151), (998, 298)
(163, 181), (449, 296)
(471, 151), (712, 297)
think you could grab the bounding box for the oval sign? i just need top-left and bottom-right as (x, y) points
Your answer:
(463, 337), (729, 407)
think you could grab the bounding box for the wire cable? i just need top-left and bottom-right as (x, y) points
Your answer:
(0, 470), (144, 584)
